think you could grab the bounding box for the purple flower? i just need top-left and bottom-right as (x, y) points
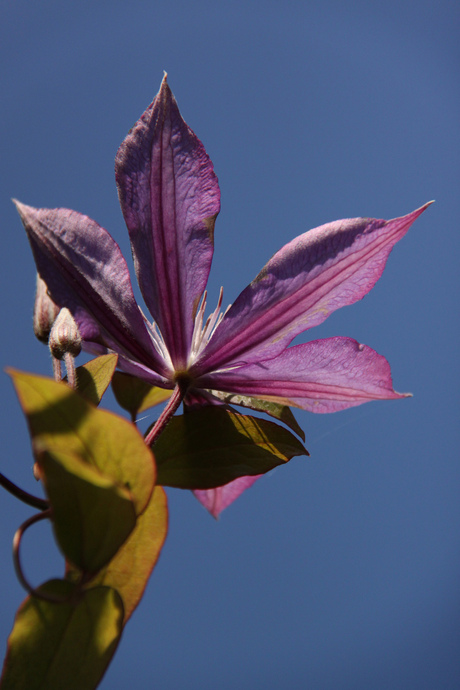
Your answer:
(15, 75), (430, 515)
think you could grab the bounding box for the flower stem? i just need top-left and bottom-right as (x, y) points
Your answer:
(63, 352), (77, 389)
(144, 382), (185, 446)
(52, 356), (62, 381)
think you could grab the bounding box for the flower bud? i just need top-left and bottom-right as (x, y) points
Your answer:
(33, 274), (60, 343)
(49, 308), (82, 360)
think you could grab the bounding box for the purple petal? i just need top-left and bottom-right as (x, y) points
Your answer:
(193, 475), (261, 517)
(15, 202), (170, 383)
(198, 337), (410, 413)
(115, 75), (221, 369)
(198, 204), (431, 373)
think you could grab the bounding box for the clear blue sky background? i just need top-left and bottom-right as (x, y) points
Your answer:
(1, 1), (459, 688)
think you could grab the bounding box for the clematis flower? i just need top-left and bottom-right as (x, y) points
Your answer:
(15, 75), (430, 515)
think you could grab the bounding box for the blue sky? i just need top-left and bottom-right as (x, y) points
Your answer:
(1, 1), (459, 688)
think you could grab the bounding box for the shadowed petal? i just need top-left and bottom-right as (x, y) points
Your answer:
(198, 337), (410, 413)
(116, 75), (221, 368)
(193, 475), (261, 517)
(15, 201), (170, 383)
(198, 204), (431, 373)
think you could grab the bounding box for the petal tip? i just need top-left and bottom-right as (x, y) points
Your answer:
(158, 72), (172, 100)
(160, 71), (170, 94)
(409, 200), (434, 219)
(419, 200), (435, 211)
(393, 390), (413, 399)
(13, 199), (32, 222)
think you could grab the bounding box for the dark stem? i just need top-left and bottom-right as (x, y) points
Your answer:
(0, 472), (49, 510)
(144, 381), (186, 446)
(13, 509), (72, 602)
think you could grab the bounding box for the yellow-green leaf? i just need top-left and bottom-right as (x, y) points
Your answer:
(209, 390), (306, 441)
(0, 580), (123, 690)
(39, 448), (137, 574)
(153, 407), (309, 489)
(8, 369), (155, 515)
(74, 354), (118, 406)
(82, 486), (168, 622)
(112, 371), (171, 418)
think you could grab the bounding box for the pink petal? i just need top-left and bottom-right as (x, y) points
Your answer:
(193, 475), (261, 518)
(198, 204), (431, 374)
(199, 337), (410, 413)
(15, 201), (169, 384)
(116, 75), (221, 369)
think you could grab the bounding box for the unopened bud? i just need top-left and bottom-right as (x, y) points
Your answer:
(33, 275), (60, 343)
(49, 308), (82, 360)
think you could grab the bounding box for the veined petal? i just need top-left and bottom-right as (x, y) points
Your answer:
(193, 475), (261, 518)
(198, 204), (431, 373)
(114, 356), (174, 389)
(198, 337), (410, 413)
(115, 75), (221, 368)
(15, 202), (170, 381)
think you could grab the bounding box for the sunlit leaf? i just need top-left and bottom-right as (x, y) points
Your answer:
(80, 486), (168, 622)
(0, 579), (123, 690)
(209, 390), (306, 441)
(39, 448), (137, 574)
(112, 371), (171, 418)
(153, 407), (308, 489)
(8, 369), (155, 514)
(74, 354), (118, 406)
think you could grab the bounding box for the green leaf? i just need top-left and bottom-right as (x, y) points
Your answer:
(208, 390), (306, 441)
(112, 371), (171, 418)
(0, 580), (123, 690)
(8, 369), (155, 515)
(39, 448), (137, 574)
(80, 486), (168, 622)
(74, 354), (118, 406)
(153, 407), (308, 489)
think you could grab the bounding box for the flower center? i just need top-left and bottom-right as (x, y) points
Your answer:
(188, 287), (230, 368)
(142, 288), (230, 379)
(143, 318), (175, 372)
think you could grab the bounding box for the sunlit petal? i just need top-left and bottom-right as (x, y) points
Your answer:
(116, 75), (221, 368)
(198, 204), (431, 374)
